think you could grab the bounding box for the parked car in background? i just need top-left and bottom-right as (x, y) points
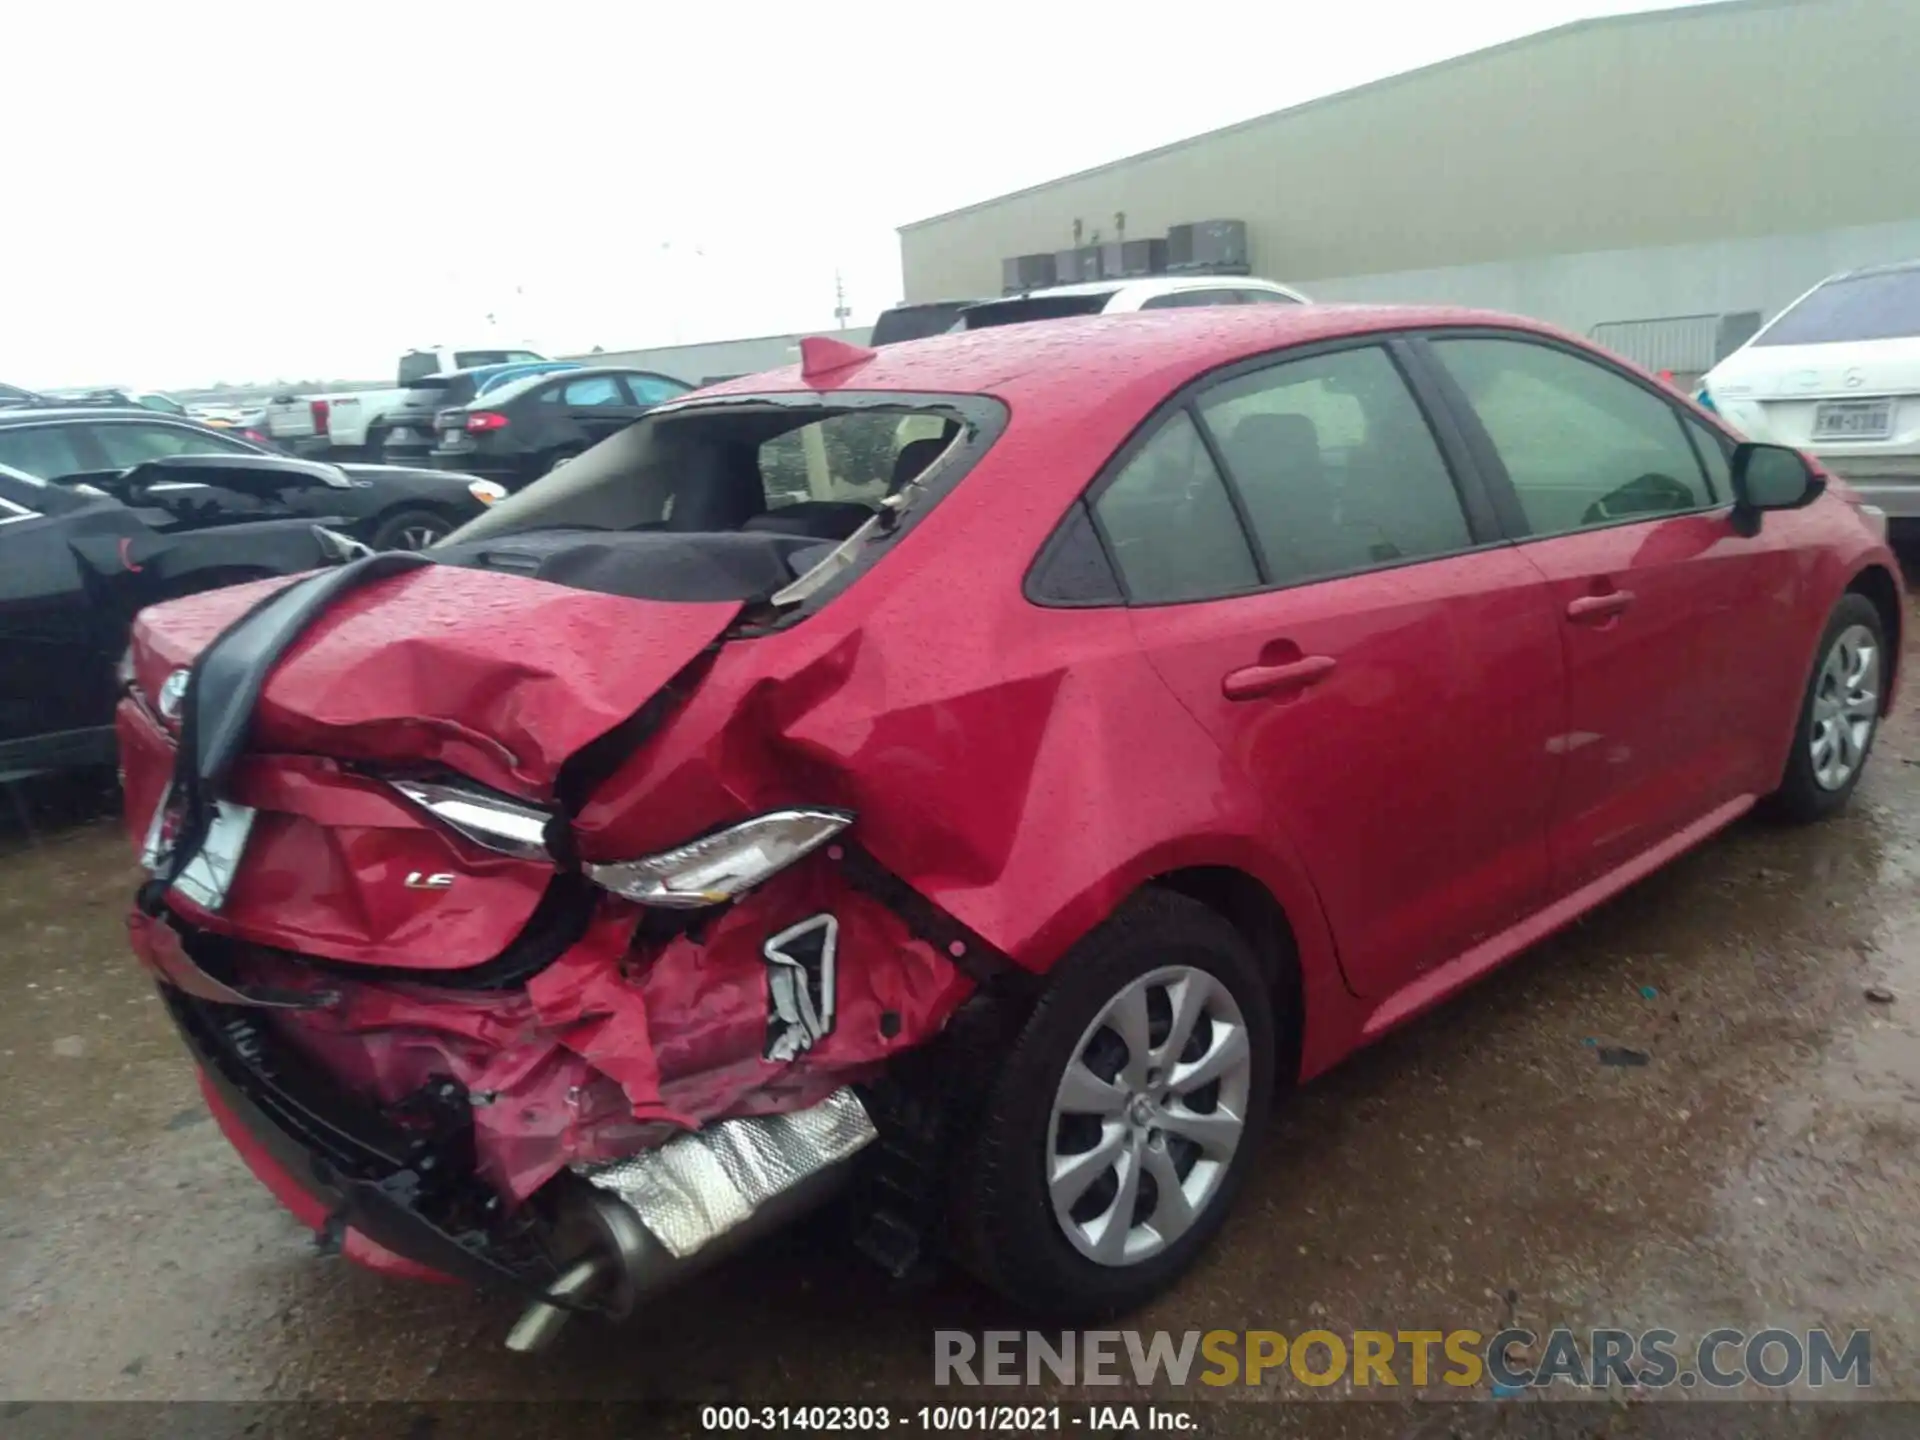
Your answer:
(0, 382), (45, 409)
(380, 359), (586, 461)
(871, 276), (1311, 344)
(424, 365), (692, 488)
(263, 345), (550, 460)
(121, 304), (1897, 1348)
(42, 386), (194, 416)
(0, 407), (505, 549)
(0, 460), (342, 773)
(1699, 260), (1920, 528)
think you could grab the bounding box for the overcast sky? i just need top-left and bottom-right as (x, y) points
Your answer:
(2, 0), (1704, 388)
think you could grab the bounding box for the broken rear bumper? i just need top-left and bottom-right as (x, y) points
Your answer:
(163, 981), (556, 1291)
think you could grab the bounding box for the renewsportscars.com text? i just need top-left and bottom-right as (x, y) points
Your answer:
(934, 1327), (1872, 1391)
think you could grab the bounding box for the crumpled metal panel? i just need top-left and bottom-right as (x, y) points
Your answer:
(580, 1087), (876, 1259)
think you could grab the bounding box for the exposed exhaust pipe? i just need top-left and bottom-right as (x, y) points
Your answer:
(505, 1087), (878, 1353)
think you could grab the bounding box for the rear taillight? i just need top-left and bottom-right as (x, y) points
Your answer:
(466, 411), (509, 433)
(310, 398), (331, 436)
(241, 428), (270, 445)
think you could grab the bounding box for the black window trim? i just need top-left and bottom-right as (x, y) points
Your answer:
(1030, 330), (1512, 610)
(1406, 326), (1740, 543)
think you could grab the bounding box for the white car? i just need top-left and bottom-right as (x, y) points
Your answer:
(1700, 260), (1920, 520)
(960, 275), (1310, 328)
(871, 276), (1311, 347)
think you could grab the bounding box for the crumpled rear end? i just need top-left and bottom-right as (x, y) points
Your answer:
(131, 854), (971, 1203)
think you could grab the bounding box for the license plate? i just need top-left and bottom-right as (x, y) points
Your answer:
(140, 782), (256, 912)
(388, 427), (418, 445)
(1812, 399), (1892, 440)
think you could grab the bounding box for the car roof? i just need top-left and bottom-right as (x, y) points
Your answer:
(1832, 257), (1920, 281)
(693, 303), (1557, 409)
(0, 406), (214, 427)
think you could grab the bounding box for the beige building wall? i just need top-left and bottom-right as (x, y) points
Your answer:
(898, 0), (1920, 302)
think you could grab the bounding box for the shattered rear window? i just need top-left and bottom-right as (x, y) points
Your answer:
(437, 395), (1004, 614)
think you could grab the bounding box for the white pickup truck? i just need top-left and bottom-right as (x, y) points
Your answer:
(264, 345), (548, 460)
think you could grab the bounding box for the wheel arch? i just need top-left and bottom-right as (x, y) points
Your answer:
(364, 500), (465, 547)
(1150, 865), (1306, 1091)
(1845, 562), (1902, 712)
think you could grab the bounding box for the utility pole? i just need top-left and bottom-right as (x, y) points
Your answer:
(833, 270), (851, 331)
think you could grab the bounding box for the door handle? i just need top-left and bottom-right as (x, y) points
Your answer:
(1566, 589), (1635, 622)
(1222, 654), (1337, 701)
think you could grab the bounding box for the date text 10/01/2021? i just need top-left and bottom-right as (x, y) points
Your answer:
(701, 1406), (1195, 1432)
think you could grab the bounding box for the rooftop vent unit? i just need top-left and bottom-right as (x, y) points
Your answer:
(1053, 245), (1110, 285)
(1101, 239), (1168, 279)
(1166, 219), (1250, 275)
(1001, 252), (1058, 294)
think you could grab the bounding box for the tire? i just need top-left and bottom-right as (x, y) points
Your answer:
(1767, 592), (1888, 824)
(951, 890), (1276, 1316)
(360, 424), (391, 464)
(367, 508), (453, 551)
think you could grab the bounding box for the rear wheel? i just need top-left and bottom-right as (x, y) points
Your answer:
(368, 508), (453, 551)
(1767, 593), (1886, 823)
(951, 891), (1274, 1316)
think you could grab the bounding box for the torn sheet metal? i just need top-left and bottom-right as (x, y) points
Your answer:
(580, 1087), (876, 1259)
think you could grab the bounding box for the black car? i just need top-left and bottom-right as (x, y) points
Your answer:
(0, 408), (506, 549)
(0, 461), (347, 773)
(423, 365), (692, 488)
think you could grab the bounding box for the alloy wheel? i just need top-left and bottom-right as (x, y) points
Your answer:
(397, 522), (447, 550)
(1046, 965), (1254, 1267)
(1810, 623), (1880, 791)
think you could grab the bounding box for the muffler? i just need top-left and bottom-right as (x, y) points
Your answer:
(505, 1086), (878, 1352)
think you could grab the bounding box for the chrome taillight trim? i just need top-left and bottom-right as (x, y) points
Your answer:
(389, 779), (553, 862)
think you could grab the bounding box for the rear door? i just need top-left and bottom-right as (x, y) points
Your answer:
(0, 472), (104, 751)
(1421, 331), (1808, 896)
(1104, 338), (1567, 997)
(553, 373), (647, 447)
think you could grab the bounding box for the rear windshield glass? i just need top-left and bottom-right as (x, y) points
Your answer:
(437, 398), (998, 610)
(454, 349), (542, 370)
(871, 303), (974, 346)
(1753, 270), (1920, 346)
(962, 293), (1116, 328)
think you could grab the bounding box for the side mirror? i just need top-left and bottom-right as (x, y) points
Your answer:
(1730, 442), (1821, 533)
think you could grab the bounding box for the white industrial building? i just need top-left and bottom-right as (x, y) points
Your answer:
(896, 0), (1920, 383)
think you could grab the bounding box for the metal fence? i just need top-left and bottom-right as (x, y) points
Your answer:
(1588, 311), (1763, 379)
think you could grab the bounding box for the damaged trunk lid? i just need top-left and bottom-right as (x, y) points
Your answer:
(127, 562), (740, 968)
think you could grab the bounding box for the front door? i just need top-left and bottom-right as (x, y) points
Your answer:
(1423, 333), (1802, 894)
(1098, 341), (1566, 998)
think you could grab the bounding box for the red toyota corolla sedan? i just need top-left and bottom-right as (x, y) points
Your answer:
(117, 305), (1901, 1348)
